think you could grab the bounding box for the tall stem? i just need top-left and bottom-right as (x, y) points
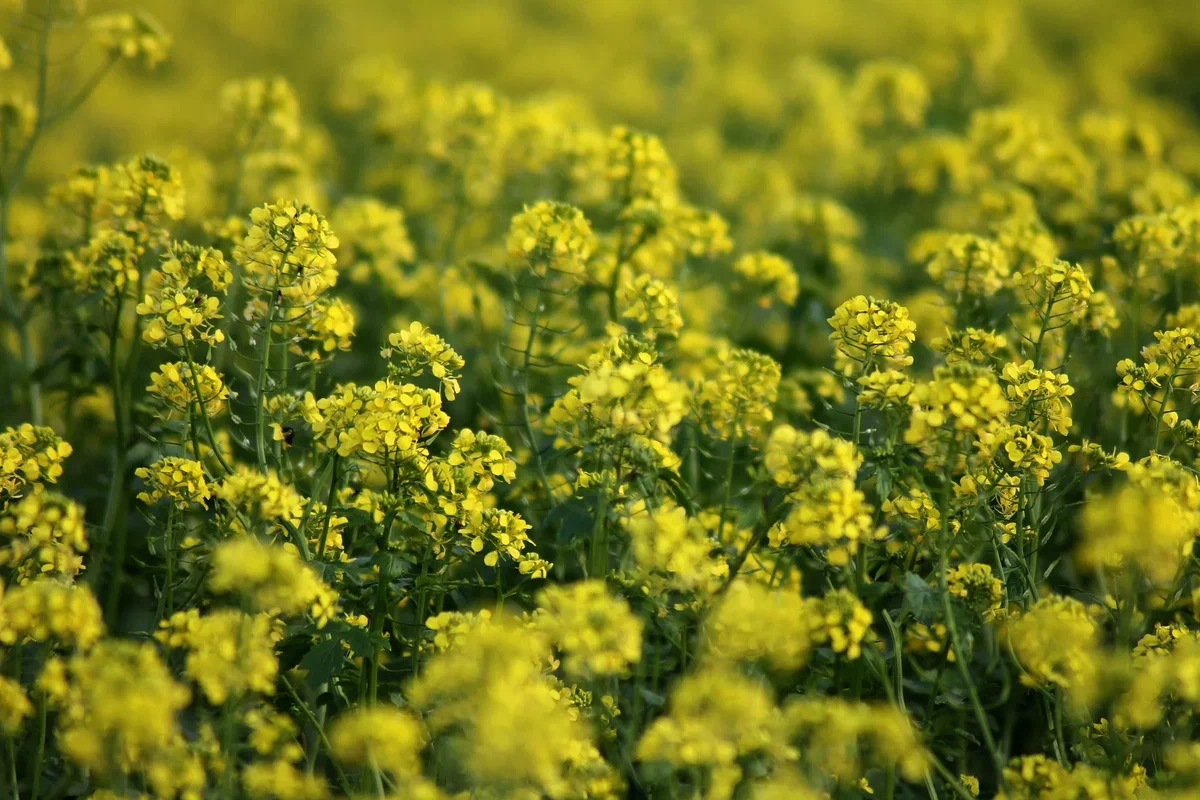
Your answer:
(368, 511), (397, 705)
(937, 448), (1006, 790)
(255, 292), (279, 472)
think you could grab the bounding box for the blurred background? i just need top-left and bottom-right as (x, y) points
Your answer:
(20, 0), (1200, 189)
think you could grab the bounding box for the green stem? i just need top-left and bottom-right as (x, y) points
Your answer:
(937, 454), (1006, 791)
(185, 341), (234, 475)
(221, 698), (238, 799)
(368, 512), (398, 705)
(281, 675), (352, 795)
(163, 506), (177, 618)
(316, 454), (341, 559)
(411, 554), (430, 679)
(100, 294), (130, 624)
(518, 282), (555, 509)
(5, 736), (18, 800)
(29, 694), (46, 800)
(715, 432), (739, 545)
(0, 2), (54, 426)
(255, 292), (279, 473)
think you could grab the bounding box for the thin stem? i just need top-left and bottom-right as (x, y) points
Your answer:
(255, 292), (279, 472)
(715, 432), (738, 545)
(280, 675), (353, 795)
(517, 282), (556, 509)
(98, 294), (129, 621)
(5, 736), (18, 800)
(411, 554), (431, 679)
(937, 455), (1007, 790)
(316, 454), (340, 559)
(185, 341), (234, 475)
(927, 754), (983, 800)
(163, 505), (177, 618)
(29, 694), (46, 800)
(368, 511), (398, 705)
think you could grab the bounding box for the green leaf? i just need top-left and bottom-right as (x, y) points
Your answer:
(903, 572), (940, 623)
(299, 638), (346, 689)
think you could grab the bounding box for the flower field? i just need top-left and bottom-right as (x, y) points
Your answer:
(4, 1), (1200, 798)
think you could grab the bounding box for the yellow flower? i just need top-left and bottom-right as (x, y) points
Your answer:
(1, 579), (104, 649)
(135, 456), (211, 509)
(157, 608), (279, 704)
(733, 251), (799, 307)
(384, 321), (465, 400)
(536, 580), (643, 678)
(0, 490), (89, 583)
(828, 295), (917, 375)
(208, 537), (338, 627)
(89, 12), (171, 68)
(507, 200), (596, 281)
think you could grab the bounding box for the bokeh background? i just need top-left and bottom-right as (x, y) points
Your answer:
(28, 0), (1200, 187)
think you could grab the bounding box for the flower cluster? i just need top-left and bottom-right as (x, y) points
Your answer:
(9, 3), (1200, 798)
(828, 295), (917, 375)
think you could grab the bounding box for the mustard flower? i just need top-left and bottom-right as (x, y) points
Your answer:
(785, 697), (929, 784)
(234, 200), (340, 302)
(157, 608), (279, 704)
(603, 125), (679, 206)
(506, 200), (596, 281)
(69, 228), (143, 298)
(310, 379), (449, 462)
(332, 196), (415, 287)
(242, 760), (330, 800)
(330, 706), (426, 777)
(219, 76), (302, 152)
(849, 60), (930, 130)
(1005, 595), (1100, 694)
(637, 667), (790, 778)
(626, 502), (728, 595)
(703, 580), (815, 672)
(110, 153), (186, 226)
(0, 491), (89, 583)
(733, 251), (799, 307)
(384, 321), (465, 400)
(933, 328), (1010, 365)
(45, 640), (193, 784)
(1013, 259), (1102, 326)
(209, 537), (338, 626)
(856, 368), (914, 410)
(536, 580), (643, 678)
(134, 457), (210, 509)
(946, 563), (1004, 619)
(694, 346), (781, 441)
(424, 608), (493, 652)
(1078, 482), (1197, 586)
(0, 675), (32, 735)
(808, 588), (874, 660)
(446, 429), (517, 492)
(89, 12), (171, 68)
(409, 618), (603, 798)
(146, 361), (230, 419)
(287, 295), (357, 360)
(214, 466), (304, 526)
(1, 580), (104, 649)
(458, 508), (549, 577)
(620, 273), (684, 338)
(764, 426), (880, 565)
(998, 424), (1063, 485)
(828, 295), (917, 375)
(550, 344), (688, 447)
(919, 233), (1011, 297)
(905, 364), (1012, 455)
(0, 423), (72, 503)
